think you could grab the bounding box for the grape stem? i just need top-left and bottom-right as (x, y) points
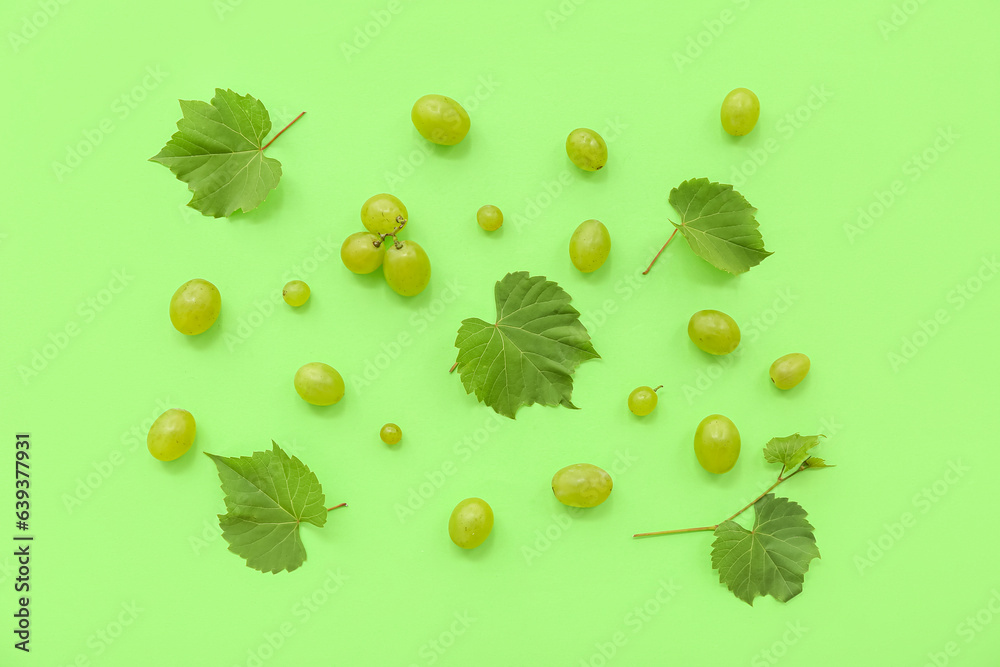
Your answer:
(327, 503), (348, 512)
(652, 385), (663, 392)
(632, 462), (810, 538)
(261, 112), (305, 151)
(642, 225), (679, 275)
(449, 362), (458, 373)
(374, 216), (407, 249)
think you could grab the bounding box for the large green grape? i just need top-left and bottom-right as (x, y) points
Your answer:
(383, 240), (430, 297)
(380, 423), (402, 445)
(294, 362), (345, 406)
(720, 88), (760, 136)
(341, 232), (386, 274)
(448, 497), (493, 549)
(169, 278), (221, 335)
(565, 128), (607, 171)
(147, 408), (196, 461)
(551, 464), (613, 508)
(688, 310), (740, 355)
(693, 414), (741, 474)
(769, 353), (810, 390)
(282, 280), (310, 307)
(361, 193), (407, 235)
(569, 219), (611, 273)
(411, 94), (470, 146)
(477, 205), (503, 231)
(628, 386), (659, 416)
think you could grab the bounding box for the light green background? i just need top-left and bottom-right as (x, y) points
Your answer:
(2, 0), (999, 664)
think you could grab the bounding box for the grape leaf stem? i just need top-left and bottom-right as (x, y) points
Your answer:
(643, 226), (679, 275)
(327, 502), (348, 512)
(261, 111), (305, 151)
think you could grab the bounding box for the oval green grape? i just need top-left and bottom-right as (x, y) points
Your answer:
(294, 362), (345, 406)
(721, 88), (760, 136)
(770, 353), (811, 390)
(380, 423), (402, 445)
(477, 205), (503, 231)
(628, 386), (659, 416)
(341, 232), (386, 274)
(551, 463), (613, 508)
(694, 414), (741, 474)
(569, 219), (611, 273)
(383, 240), (431, 297)
(169, 278), (221, 335)
(688, 310), (740, 355)
(566, 128), (607, 171)
(282, 280), (310, 307)
(448, 497), (493, 549)
(147, 408), (196, 461)
(411, 94), (470, 146)
(361, 193), (407, 235)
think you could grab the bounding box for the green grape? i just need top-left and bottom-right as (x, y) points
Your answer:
(282, 280), (310, 307)
(770, 353), (811, 390)
(569, 219), (611, 273)
(477, 205), (503, 231)
(720, 88), (760, 136)
(294, 362), (345, 406)
(383, 240), (431, 297)
(380, 423), (402, 445)
(688, 310), (740, 355)
(147, 408), (196, 461)
(361, 193), (408, 235)
(551, 464), (613, 508)
(565, 128), (608, 171)
(628, 385), (661, 416)
(341, 231), (386, 274)
(448, 497), (493, 549)
(411, 94), (471, 146)
(693, 414), (741, 474)
(169, 278), (221, 335)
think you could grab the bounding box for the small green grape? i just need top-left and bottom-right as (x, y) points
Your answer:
(694, 414), (741, 474)
(688, 310), (740, 355)
(282, 280), (310, 307)
(411, 94), (471, 146)
(380, 423), (402, 445)
(566, 128), (607, 171)
(147, 409), (196, 461)
(477, 205), (503, 231)
(628, 385), (661, 416)
(770, 353), (811, 390)
(294, 362), (345, 406)
(720, 88), (760, 136)
(569, 219), (611, 273)
(448, 497), (493, 549)
(383, 240), (431, 297)
(169, 278), (221, 335)
(361, 193), (407, 235)
(551, 464), (613, 508)
(341, 232), (386, 274)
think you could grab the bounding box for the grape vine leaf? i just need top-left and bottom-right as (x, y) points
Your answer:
(206, 442), (327, 574)
(150, 88), (284, 218)
(711, 494), (820, 606)
(763, 433), (826, 472)
(669, 178), (773, 274)
(453, 272), (599, 419)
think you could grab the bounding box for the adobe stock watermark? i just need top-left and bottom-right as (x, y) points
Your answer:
(339, 0), (415, 62)
(52, 66), (169, 182)
(887, 255), (997, 372)
(878, 0), (930, 40)
(384, 75), (501, 188)
(749, 621), (809, 667)
(854, 459), (970, 575)
(8, 0), (72, 53)
(922, 589), (1000, 667)
(404, 611), (476, 667)
(509, 116), (627, 233)
(577, 579), (681, 667)
(672, 0), (753, 72)
(544, 0), (588, 30)
(17, 268), (134, 385)
(56, 601), (143, 666)
(844, 126), (958, 243)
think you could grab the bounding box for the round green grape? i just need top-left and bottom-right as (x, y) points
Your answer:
(361, 193), (408, 235)
(477, 205), (503, 231)
(147, 408), (196, 461)
(448, 497), (493, 549)
(688, 310), (740, 355)
(380, 423), (402, 445)
(383, 240), (430, 297)
(565, 128), (607, 171)
(628, 386), (660, 416)
(770, 353), (810, 390)
(694, 414), (741, 474)
(569, 219), (611, 273)
(411, 94), (470, 146)
(294, 362), (345, 406)
(282, 280), (310, 307)
(169, 278), (221, 335)
(720, 88), (760, 136)
(341, 232), (386, 274)
(551, 464), (613, 508)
